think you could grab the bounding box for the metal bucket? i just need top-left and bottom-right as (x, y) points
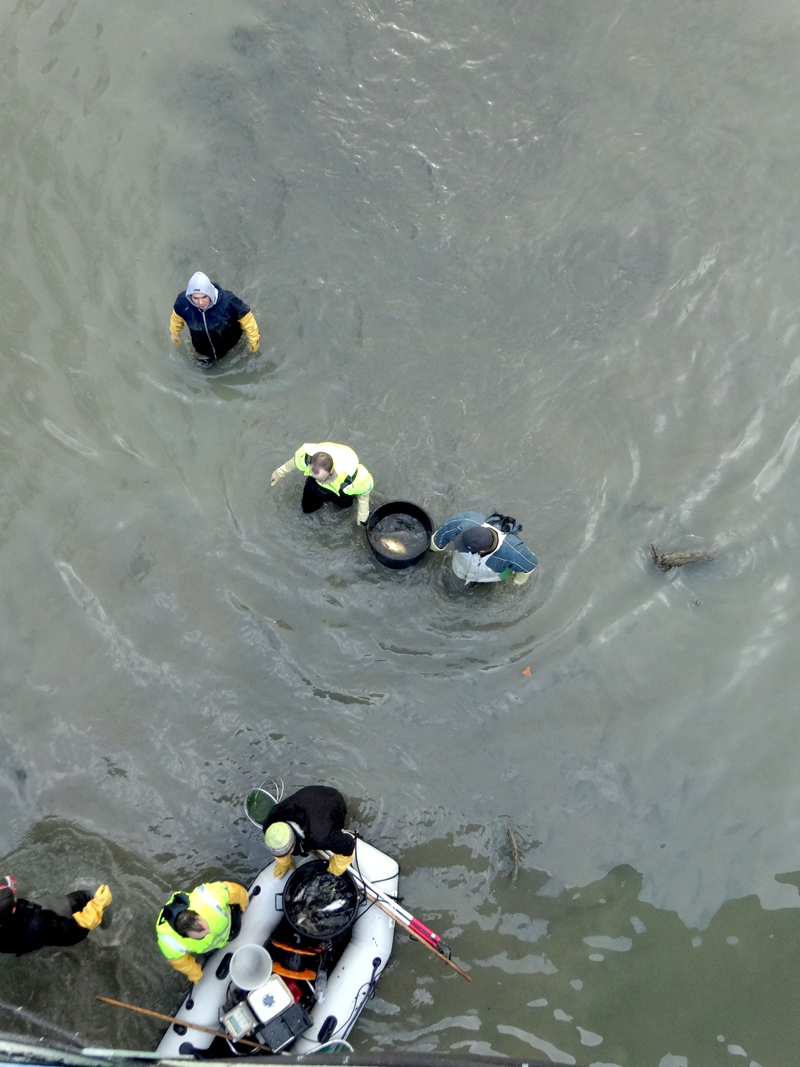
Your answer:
(365, 500), (433, 570)
(283, 860), (359, 941)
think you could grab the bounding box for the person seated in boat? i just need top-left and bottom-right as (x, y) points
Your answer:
(263, 785), (356, 880)
(270, 442), (373, 527)
(170, 271), (260, 366)
(156, 880), (249, 983)
(0, 874), (112, 957)
(431, 510), (537, 586)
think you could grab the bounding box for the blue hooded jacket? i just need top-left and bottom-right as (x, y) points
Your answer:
(432, 510), (537, 576)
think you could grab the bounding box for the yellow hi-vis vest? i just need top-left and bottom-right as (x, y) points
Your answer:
(156, 882), (232, 961)
(293, 442), (374, 497)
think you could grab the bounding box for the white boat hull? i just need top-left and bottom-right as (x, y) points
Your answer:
(156, 841), (398, 1057)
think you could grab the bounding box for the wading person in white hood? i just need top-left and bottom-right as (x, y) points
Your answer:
(170, 271), (259, 365)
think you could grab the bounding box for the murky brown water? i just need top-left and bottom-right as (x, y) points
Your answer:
(3, 1), (800, 1064)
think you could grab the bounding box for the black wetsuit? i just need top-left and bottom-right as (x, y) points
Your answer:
(263, 786), (355, 856)
(0, 891), (91, 956)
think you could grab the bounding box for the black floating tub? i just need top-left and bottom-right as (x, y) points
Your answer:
(365, 500), (433, 570)
(283, 860), (360, 941)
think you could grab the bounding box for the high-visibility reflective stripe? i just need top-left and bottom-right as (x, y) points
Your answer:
(194, 883), (228, 920)
(156, 882), (231, 959)
(157, 928), (189, 958)
(293, 443), (372, 496)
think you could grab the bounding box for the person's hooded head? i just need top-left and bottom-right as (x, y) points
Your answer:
(453, 526), (498, 556)
(185, 272), (219, 311)
(264, 821), (296, 857)
(0, 875), (18, 919)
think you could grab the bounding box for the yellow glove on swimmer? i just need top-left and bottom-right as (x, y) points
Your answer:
(512, 571), (531, 586)
(327, 853), (354, 877)
(72, 884), (112, 930)
(272, 854), (295, 880)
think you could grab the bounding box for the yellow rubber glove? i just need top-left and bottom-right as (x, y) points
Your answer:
(355, 493), (371, 526)
(169, 311), (185, 345)
(272, 854), (295, 880)
(169, 952), (203, 983)
(72, 884), (112, 930)
(512, 571), (532, 586)
(327, 853), (354, 877)
(224, 881), (249, 911)
(238, 312), (260, 353)
(271, 459), (295, 487)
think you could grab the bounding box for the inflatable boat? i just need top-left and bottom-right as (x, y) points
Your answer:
(155, 840), (398, 1058)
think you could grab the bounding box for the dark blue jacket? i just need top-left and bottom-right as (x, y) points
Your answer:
(432, 510), (537, 576)
(173, 284), (250, 360)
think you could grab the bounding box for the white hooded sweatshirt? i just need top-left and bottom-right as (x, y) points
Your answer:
(185, 272), (218, 307)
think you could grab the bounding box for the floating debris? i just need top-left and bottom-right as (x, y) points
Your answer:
(506, 825), (520, 888)
(650, 543), (717, 572)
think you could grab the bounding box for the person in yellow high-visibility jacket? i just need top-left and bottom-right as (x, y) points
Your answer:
(271, 441), (374, 526)
(155, 880), (249, 983)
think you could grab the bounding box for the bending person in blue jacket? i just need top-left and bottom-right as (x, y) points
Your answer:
(431, 510), (537, 586)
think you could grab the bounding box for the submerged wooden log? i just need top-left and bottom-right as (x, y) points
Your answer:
(506, 825), (520, 888)
(651, 543), (716, 571)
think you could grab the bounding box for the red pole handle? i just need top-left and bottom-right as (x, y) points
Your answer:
(408, 916), (441, 947)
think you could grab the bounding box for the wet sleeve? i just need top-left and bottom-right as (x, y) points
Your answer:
(505, 540), (538, 574)
(356, 493), (371, 525)
(223, 882), (249, 911)
(355, 466), (374, 493)
(327, 853), (354, 876)
(293, 445), (312, 471)
(26, 909), (89, 949)
(169, 310), (185, 343)
(228, 294), (251, 319)
(271, 459), (296, 485)
(238, 311), (259, 351)
(432, 512), (487, 550)
(72, 885), (112, 930)
(431, 517), (463, 550)
(169, 952), (203, 983)
(324, 829), (356, 856)
(272, 854), (295, 880)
